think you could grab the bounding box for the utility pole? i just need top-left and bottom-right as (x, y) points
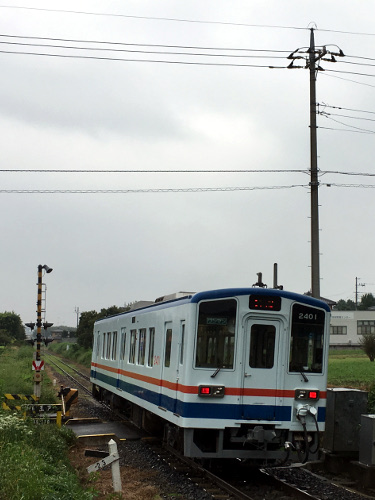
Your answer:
(288, 29), (344, 298)
(355, 277), (365, 309)
(75, 306), (80, 329)
(309, 28), (320, 299)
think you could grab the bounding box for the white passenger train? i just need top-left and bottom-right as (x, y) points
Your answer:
(91, 288), (330, 463)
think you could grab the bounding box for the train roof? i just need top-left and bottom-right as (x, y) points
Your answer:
(95, 287), (330, 324)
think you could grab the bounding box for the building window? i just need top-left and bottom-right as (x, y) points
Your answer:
(330, 326), (347, 335)
(357, 320), (375, 335)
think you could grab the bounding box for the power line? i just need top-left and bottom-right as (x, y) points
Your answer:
(0, 48), (288, 68)
(323, 183), (375, 188)
(321, 72), (375, 88)
(324, 67), (375, 79)
(318, 103), (375, 116)
(2, 182), (375, 194)
(0, 34), (291, 54)
(319, 114), (375, 134)
(319, 126), (374, 134)
(2, 168), (375, 178)
(0, 40), (288, 60)
(0, 6), (308, 31)
(0, 168), (308, 174)
(0, 185), (306, 194)
(320, 111), (375, 123)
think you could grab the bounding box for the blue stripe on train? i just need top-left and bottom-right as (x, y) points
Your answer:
(91, 369), (325, 422)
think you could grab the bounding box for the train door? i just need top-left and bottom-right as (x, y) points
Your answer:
(160, 321), (179, 412)
(241, 318), (281, 420)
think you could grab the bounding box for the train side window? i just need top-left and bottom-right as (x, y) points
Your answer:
(249, 324), (276, 369)
(165, 328), (172, 367)
(112, 331), (118, 360)
(96, 332), (100, 357)
(138, 328), (146, 365)
(129, 330), (137, 364)
(106, 332), (111, 359)
(148, 327), (155, 367)
(102, 332), (106, 359)
(120, 327), (126, 360)
(195, 299), (237, 369)
(180, 323), (185, 365)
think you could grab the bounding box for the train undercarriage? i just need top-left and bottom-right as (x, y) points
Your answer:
(92, 384), (320, 464)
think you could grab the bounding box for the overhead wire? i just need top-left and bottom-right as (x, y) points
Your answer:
(0, 48), (289, 68)
(0, 34), (291, 54)
(0, 6), (309, 31)
(0, 185), (307, 194)
(0, 168), (309, 174)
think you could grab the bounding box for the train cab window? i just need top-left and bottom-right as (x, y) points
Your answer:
(195, 299), (237, 369)
(120, 327), (126, 360)
(249, 325), (275, 369)
(129, 330), (137, 364)
(112, 331), (118, 360)
(148, 327), (155, 367)
(289, 304), (325, 374)
(165, 328), (172, 367)
(138, 328), (146, 365)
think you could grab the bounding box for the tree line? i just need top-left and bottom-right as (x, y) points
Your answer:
(334, 293), (375, 311)
(76, 305), (130, 349)
(0, 312), (24, 345)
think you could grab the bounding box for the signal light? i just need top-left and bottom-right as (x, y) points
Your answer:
(200, 387), (211, 395)
(198, 385), (225, 398)
(295, 389), (320, 401)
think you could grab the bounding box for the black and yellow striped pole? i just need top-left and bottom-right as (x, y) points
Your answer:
(33, 264), (53, 399)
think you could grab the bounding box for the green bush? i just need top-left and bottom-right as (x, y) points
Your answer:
(48, 343), (92, 369)
(368, 383), (375, 413)
(0, 412), (93, 499)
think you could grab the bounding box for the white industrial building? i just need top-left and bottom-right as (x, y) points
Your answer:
(330, 310), (375, 347)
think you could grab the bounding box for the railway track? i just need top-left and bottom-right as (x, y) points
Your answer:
(45, 353), (92, 395)
(150, 442), (326, 500)
(44, 355), (370, 500)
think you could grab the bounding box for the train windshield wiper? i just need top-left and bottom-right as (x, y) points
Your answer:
(300, 371), (309, 382)
(211, 367), (221, 378)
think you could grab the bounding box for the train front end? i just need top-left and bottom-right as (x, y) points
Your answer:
(179, 288), (330, 463)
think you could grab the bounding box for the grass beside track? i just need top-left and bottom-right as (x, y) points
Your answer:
(0, 346), (96, 499)
(328, 348), (375, 389)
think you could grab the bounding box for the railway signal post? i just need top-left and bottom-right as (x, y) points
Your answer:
(29, 264), (53, 399)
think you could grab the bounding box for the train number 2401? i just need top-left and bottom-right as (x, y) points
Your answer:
(299, 312), (318, 321)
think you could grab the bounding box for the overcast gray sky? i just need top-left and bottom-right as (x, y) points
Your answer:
(1, 1), (374, 327)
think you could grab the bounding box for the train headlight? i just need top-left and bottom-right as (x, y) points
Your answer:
(198, 385), (225, 398)
(295, 389), (320, 401)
